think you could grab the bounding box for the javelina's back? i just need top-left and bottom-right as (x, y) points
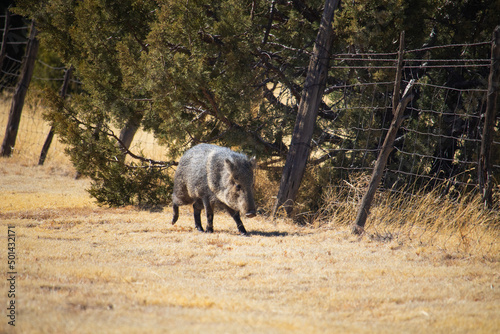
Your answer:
(171, 144), (256, 235)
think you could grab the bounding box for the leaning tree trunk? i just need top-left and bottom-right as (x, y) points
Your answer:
(117, 117), (141, 162)
(272, 0), (339, 217)
(38, 66), (73, 165)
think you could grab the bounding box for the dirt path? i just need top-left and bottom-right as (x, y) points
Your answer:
(1, 162), (499, 333)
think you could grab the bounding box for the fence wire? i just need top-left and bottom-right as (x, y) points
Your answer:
(319, 40), (498, 213)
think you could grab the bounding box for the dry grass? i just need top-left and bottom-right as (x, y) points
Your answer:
(314, 175), (500, 261)
(0, 93), (73, 168)
(1, 160), (499, 333)
(1, 96), (499, 333)
(0, 94), (169, 167)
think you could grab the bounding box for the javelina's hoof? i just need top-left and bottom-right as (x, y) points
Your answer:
(205, 227), (214, 233)
(172, 215), (179, 225)
(195, 225), (204, 232)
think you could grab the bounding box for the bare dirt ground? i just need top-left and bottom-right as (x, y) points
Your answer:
(1, 159), (499, 333)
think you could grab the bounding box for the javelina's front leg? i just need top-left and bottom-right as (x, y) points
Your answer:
(193, 200), (204, 232)
(227, 208), (248, 235)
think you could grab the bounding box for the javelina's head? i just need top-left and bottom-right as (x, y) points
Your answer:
(223, 156), (257, 218)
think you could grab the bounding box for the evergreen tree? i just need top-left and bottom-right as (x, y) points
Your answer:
(12, 0), (500, 206)
(13, 0), (324, 205)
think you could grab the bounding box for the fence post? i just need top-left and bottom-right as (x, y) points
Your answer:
(392, 32), (405, 114)
(0, 9), (10, 70)
(479, 26), (500, 208)
(351, 32), (414, 235)
(1, 20), (39, 157)
(38, 66), (73, 165)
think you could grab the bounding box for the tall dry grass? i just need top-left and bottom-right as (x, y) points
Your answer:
(313, 174), (500, 261)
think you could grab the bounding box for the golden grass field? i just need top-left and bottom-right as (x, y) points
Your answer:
(1, 97), (499, 333)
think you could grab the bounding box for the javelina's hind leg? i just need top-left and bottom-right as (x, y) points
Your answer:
(172, 203), (179, 225)
(193, 200), (204, 232)
(203, 199), (214, 233)
(227, 209), (248, 236)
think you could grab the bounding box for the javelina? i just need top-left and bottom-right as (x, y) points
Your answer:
(171, 144), (257, 235)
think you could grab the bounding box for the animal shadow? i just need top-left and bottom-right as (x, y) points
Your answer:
(247, 231), (288, 237)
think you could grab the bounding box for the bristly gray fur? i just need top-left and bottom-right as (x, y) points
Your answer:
(171, 144), (256, 235)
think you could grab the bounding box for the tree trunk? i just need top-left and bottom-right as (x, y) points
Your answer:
(351, 80), (414, 235)
(1, 21), (39, 157)
(38, 66), (73, 165)
(351, 32), (413, 235)
(117, 118), (140, 162)
(272, 0), (340, 217)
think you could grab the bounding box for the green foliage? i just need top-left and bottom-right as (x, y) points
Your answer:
(42, 89), (172, 207)
(12, 0), (500, 208)
(13, 0), (322, 206)
(31, 47), (66, 93)
(88, 162), (172, 207)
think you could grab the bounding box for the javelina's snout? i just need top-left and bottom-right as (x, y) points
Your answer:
(242, 195), (256, 219)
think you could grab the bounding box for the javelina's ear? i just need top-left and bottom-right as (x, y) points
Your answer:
(250, 156), (256, 169)
(225, 158), (235, 172)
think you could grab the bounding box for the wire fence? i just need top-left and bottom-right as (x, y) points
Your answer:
(317, 39), (498, 207)
(0, 14), (28, 93)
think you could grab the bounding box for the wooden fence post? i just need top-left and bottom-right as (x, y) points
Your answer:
(479, 26), (500, 208)
(351, 32), (414, 235)
(38, 66), (73, 165)
(272, 0), (340, 217)
(1, 20), (39, 157)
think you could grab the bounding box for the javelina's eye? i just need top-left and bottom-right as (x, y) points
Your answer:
(235, 184), (242, 191)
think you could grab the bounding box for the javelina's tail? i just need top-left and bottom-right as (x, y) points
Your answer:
(172, 203), (179, 225)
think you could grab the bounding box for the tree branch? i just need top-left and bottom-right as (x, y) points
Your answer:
(255, 49), (302, 101)
(62, 105), (177, 168)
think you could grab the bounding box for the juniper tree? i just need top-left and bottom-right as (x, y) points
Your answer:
(13, 0), (324, 206)
(13, 0), (500, 207)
